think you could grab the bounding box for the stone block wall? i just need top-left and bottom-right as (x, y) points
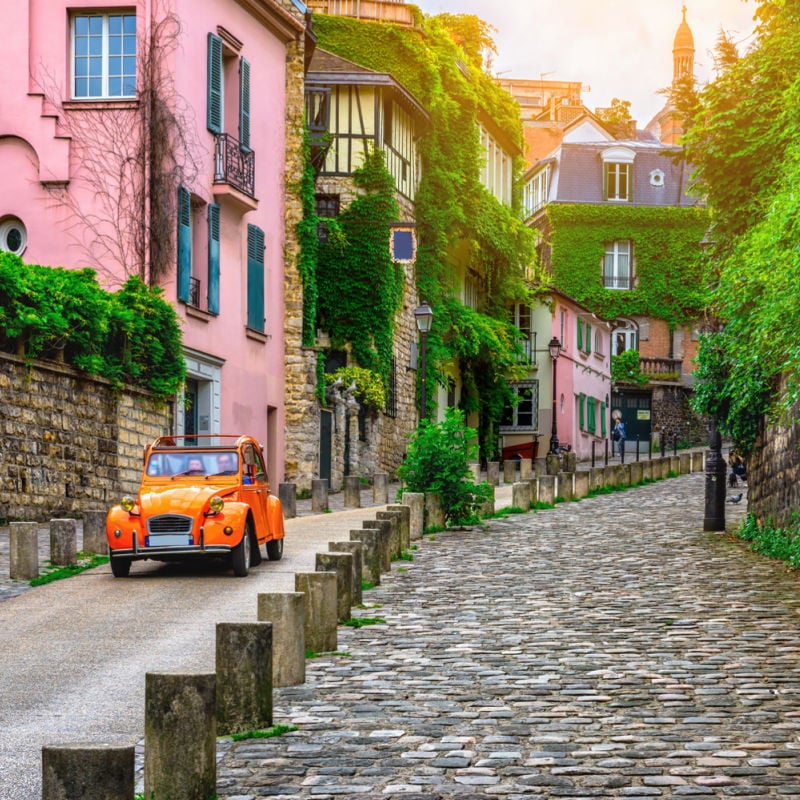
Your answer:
(0, 353), (171, 522)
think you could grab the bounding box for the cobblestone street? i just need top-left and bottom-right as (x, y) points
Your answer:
(215, 472), (800, 799)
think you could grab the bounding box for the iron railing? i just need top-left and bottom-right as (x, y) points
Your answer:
(214, 133), (255, 197)
(603, 273), (634, 290)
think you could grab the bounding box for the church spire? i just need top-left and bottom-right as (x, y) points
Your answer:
(673, 5), (695, 84)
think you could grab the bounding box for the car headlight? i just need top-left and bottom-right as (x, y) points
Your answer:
(121, 496), (135, 512)
(209, 496), (224, 513)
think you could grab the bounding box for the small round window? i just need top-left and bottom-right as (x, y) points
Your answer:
(649, 169), (665, 187)
(0, 217), (27, 256)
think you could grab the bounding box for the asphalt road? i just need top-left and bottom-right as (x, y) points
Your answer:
(0, 507), (377, 800)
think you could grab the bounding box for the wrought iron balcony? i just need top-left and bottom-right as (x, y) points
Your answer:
(214, 134), (255, 198)
(603, 273), (635, 290)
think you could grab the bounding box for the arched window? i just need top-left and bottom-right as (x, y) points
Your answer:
(612, 318), (638, 356)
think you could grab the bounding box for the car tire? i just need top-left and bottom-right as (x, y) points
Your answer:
(110, 556), (131, 578)
(250, 530), (263, 567)
(231, 520), (252, 577)
(266, 536), (284, 561)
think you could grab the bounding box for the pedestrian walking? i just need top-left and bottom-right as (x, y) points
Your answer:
(612, 417), (626, 457)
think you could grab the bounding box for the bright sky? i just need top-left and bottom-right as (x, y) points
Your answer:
(412, 0), (758, 126)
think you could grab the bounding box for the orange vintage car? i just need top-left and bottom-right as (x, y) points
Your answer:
(106, 434), (285, 578)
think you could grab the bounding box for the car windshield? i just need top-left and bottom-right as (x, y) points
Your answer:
(145, 451), (239, 478)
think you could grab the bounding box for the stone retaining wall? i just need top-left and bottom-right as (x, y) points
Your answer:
(0, 353), (171, 521)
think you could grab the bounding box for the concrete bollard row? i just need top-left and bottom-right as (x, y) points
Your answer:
(349, 528), (381, 586)
(538, 475), (556, 505)
(42, 743), (135, 800)
(502, 459), (517, 485)
(403, 492), (424, 540)
(295, 571), (337, 654)
(81, 510), (108, 555)
(511, 481), (531, 511)
(486, 461), (500, 486)
(50, 518), (77, 566)
(519, 458), (533, 481)
(316, 552), (353, 623)
(329, 541), (364, 606)
(424, 492), (445, 530)
(376, 510), (402, 558)
(362, 519), (392, 572)
(373, 472), (389, 505)
(257, 592), (305, 687)
(279, 483), (297, 519)
(311, 478), (329, 513)
(10, 521), (38, 580)
(344, 475), (361, 508)
(386, 504), (411, 551)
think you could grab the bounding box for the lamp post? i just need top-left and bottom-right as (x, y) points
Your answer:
(414, 301), (434, 420)
(703, 419), (726, 531)
(548, 336), (561, 454)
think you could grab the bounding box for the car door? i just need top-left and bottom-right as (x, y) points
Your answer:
(240, 443), (269, 540)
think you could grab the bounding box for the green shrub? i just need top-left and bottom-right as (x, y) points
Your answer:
(737, 513), (800, 568)
(397, 408), (493, 526)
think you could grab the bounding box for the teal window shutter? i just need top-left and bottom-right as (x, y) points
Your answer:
(177, 186), (191, 302)
(577, 319), (583, 350)
(207, 33), (223, 134)
(239, 57), (250, 150)
(207, 203), (220, 315)
(579, 393), (585, 430)
(586, 322), (592, 354)
(247, 224), (265, 332)
(600, 401), (607, 437)
(587, 397), (596, 434)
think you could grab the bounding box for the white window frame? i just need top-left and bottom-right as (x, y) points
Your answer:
(612, 319), (639, 356)
(71, 12), (137, 100)
(603, 240), (633, 290)
(524, 166), (549, 217)
(500, 380), (540, 433)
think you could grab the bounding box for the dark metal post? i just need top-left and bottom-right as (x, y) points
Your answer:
(673, 433), (678, 456)
(703, 421), (726, 531)
(660, 432), (666, 458)
(419, 330), (428, 420)
(549, 347), (559, 455)
(620, 436), (625, 464)
(604, 439), (609, 466)
(635, 435), (640, 462)
(591, 440), (596, 468)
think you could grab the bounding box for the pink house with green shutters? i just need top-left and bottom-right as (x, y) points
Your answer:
(0, 0), (310, 481)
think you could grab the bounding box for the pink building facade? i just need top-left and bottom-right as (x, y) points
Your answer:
(1, 0), (308, 482)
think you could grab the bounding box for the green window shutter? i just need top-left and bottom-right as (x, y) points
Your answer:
(600, 401), (607, 437)
(207, 203), (220, 315)
(587, 397), (596, 434)
(239, 57), (250, 150)
(247, 224), (265, 332)
(207, 33), (223, 134)
(577, 319), (583, 350)
(585, 322), (592, 354)
(579, 393), (585, 430)
(177, 186), (192, 303)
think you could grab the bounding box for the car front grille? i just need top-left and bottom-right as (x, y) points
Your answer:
(147, 514), (193, 535)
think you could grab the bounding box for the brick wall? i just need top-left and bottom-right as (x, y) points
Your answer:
(0, 353), (171, 522)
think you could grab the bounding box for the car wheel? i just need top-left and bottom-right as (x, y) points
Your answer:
(250, 530), (263, 567)
(231, 520), (252, 577)
(266, 536), (284, 561)
(110, 556), (131, 578)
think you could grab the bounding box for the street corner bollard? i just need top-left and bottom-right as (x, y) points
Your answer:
(538, 475), (556, 506)
(344, 476), (362, 508)
(589, 466), (605, 492)
(402, 492), (424, 541)
(42, 742), (134, 800)
(679, 452), (692, 475)
(573, 471), (590, 499)
(641, 459), (653, 481)
(311, 479), (329, 513)
(519, 458), (533, 482)
(557, 472), (574, 500)
(386, 504), (411, 551)
(257, 592), (305, 687)
(376, 510), (402, 558)
(295, 572), (338, 654)
(50, 519), (77, 566)
(216, 622), (273, 736)
(502, 459), (517, 485)
(424, 492), (445, 530)
(349, 529), (381, 587)
(362, 519), (392, 573)
(692, 451), (705, 473)
(144, 672), (216, 800)
(279, 483), (297, 519)
(316, 552), (353, 623)
(373, 472), (389, 505)
(486, 461), (500, 486)
(511, 481), (531, 511)
(9, 521), (39, 580)
(81, 510), (108, 556)
(330, 541), (364, 605)
(629, 461), (644, 486)
(469, 462), (481, 483)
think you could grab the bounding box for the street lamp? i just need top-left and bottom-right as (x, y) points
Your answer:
(414, 302), (434, 420)
(548, 336), (561, 454)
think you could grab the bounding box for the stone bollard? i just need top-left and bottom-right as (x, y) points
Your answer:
(528, 477), (539, 505)
(81, 510), (108, 555)
(519, 458), (533, 481)
(565, 452), (577, 473)
(486, 461), (500, 486)
(538, 475), (556, 505)
(50, 519), (77, 566)
(618, 464), (632, 487)
(362, 519), (392, 572)
(386, 504), (411, 551)
(502, 459), (517, 484)
(589, 466), (605, 492)
(545, 453), (560, 476)
(257, 593), (305, 687)
(425, 492), (445, 530)
(403, 492), (424, 540)
(603, 465), (619, 488)
(42, 742), (134, 800)
(144, 672), (216, 800)
(661, 457), (672, 480)
(376, 510), (402, 557)
(629, 461), (644, 485)
(511, 481), (531, 511)
(679, 452), (691, 474)
(669, 456), (681, 475)
(10, 521), (38, 580)
(344, 476), (361, 508)
(349, 529), (381, 586)
(641, 460), (653, 481)
(311, 479), (329, 513)
(295, 572), (337, 653)
(573, 471), (590, 499)
(316, 552), (353, 622)
(691, 451), (704, 473)
(216, 622), (273, 736)
(279, 483), (297, 519)
(329, 541), (364, 606)
(557, 472), (574, 500)
(373, 472), (389, 505)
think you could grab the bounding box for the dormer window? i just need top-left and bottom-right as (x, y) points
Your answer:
(601, 146), (635, 202)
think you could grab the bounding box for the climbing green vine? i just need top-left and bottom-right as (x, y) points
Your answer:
(296, 131), (319, 348)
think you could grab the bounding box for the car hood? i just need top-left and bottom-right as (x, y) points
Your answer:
(137, 485), (232, 516)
